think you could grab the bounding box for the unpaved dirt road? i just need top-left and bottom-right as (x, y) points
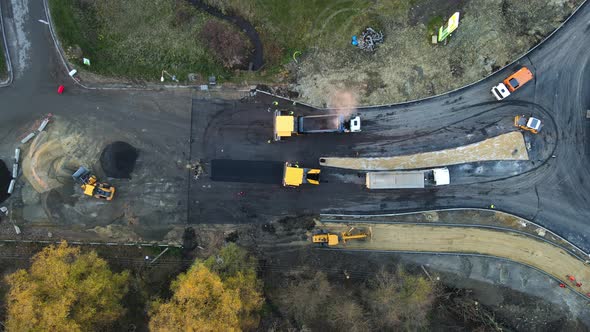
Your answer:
(319, 221), (590, 296)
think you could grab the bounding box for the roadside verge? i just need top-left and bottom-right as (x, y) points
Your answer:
(0, 0), (14, 87)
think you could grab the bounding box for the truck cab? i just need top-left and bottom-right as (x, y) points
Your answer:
(273, 110), (361, 141)
(491, 67), (534, 101)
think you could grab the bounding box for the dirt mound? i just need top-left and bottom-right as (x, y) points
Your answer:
(100, 142), (138, 179)
(0, 160), (12, 203)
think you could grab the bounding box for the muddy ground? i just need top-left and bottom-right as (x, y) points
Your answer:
(259, 241), (589, 330)
(292, 0), (582, 106)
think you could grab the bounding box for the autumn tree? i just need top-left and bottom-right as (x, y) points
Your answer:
(4, 241), (129, 332)
(149, 243), (264, 331)
(364, 267), (437, 330)
(277, 271), (333, 326)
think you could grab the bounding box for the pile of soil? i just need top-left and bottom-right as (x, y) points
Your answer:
(0, 160), (12, 203)
(100, 142), (138, 179)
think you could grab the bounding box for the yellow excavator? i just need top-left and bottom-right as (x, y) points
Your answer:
(312, 227), (371, 246)
(72, 166), (115, 201)
(283, 162), (320, 187)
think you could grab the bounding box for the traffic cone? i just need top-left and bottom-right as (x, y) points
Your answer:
(57, 85), (65, 94)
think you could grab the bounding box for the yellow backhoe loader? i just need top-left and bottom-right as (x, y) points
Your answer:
(72, 166), (115, 201)
(312, 227), (371, 246)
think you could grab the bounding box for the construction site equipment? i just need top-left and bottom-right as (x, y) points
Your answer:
(354, 27), (384, 52)
(274, 110), (361, 140)
(312, 228), (370, 246)
(514, 115), (543, 134)
(437, 12), (461, 42)
(72, 166), (115, 200)
(491, 67), (534, 101)
(283, 162), (320, 187)
(366, 168), (450, 189)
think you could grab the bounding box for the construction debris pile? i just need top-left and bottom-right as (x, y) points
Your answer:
(100, 141), (138, 179)
(352, 27), (384, 52)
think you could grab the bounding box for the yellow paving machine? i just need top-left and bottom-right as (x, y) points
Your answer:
(283, 162), (320, 187)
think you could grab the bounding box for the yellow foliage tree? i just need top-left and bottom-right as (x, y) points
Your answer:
(149, 263), (242, 331)
(205, 243), (264, 330)
(4, 241), (129, 332)
(149, 244), (264, 332)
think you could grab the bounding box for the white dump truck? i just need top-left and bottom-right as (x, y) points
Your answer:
(365, 168), (450, 189)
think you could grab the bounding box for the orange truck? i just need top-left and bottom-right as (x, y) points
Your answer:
(491, 67), (534, 101)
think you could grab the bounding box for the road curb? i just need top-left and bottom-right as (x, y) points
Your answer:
(0, 238), (181, 248)
(321, 208), (590, 262)
(324, 248), (590, 303)
(42, 0), (195, 91)
(42, 1), (587, 97)
(255, 1), (589, 110)
(0, 0), (14, 87)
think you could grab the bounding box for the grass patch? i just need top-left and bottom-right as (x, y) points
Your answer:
(427, 15), (444, 41)
(49, 0), (416, 83)
(49, 0), (227, 81)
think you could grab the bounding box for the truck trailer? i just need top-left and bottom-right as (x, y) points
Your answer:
(365, 168), (450, 189)
(274, 110), (361, 140)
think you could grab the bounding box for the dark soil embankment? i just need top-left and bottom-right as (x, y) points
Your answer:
(100, 142), (138, 179)
(0, 160), (12, 203)
(187, 0), (263, 70)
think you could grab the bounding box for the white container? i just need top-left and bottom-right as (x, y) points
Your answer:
(20, 132), (35, 144)
(38, 118), (49, 132)
(7, 179), (16, 194)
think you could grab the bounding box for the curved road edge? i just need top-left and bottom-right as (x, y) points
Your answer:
(316, 219), (590, 300)
(0, 0), (14, 87)
(321, 208), (590, 262)
(256, 1), (589, 110)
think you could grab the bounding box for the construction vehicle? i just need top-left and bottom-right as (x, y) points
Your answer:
(312, 227), (370, 246)
(283, 162), (320, 187)
(274, 110), (361, 141)
(72, 166), (115, 200)
(491, 67), (534, 101)
(514, 115), (542, 134)
(366, 168), (450, 189)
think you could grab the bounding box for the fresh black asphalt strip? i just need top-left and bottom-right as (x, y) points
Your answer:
(211, 159), (284, 184)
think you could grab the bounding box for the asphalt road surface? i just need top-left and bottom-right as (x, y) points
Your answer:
(1, 1), (589, 252)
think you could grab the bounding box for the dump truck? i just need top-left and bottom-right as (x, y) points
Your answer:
(72, 166), (115, 200)
(312, 227), (370, 246)
(491, 67), (534, 101)
(274, 110), (361, 140)
(514, 115), (542, 134)
(283, 162), (320, 187)
(365, 168), (450, 189)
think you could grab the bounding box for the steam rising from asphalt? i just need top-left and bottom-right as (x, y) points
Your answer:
(327, 89), (358, 118)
